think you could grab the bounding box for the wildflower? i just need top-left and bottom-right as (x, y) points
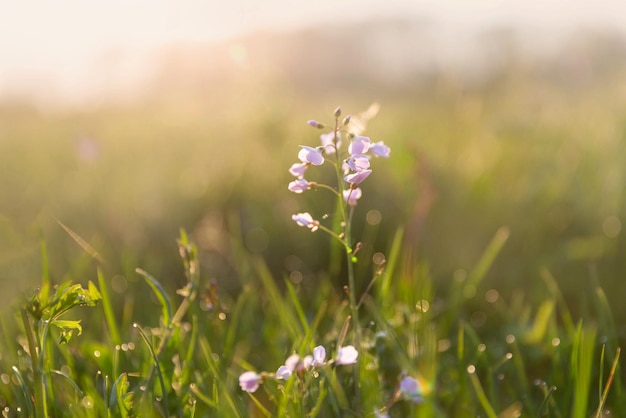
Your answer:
(313, 345), (326, 366)
(275, 365), (292, 380)
(344, 169), (372, 186)
(370, 141), (391, 158)
(289, 162), (308, 178)
(288, 179), (312, 194)
(239, 371), (261, 393)
(343, 187), (362, 207)
(285, 354), (300, 371)
(298, 146), (324, 166)
(301, 355), (313, 370)
(321, 131), (341, 154)
(344, 154), (370, 172)
(292, 213), (319, 231)
(348, 136), (371, 155)
(307, 120), (325, 129)
(399, 375), (424, 403)
(335, 345), (358, 365)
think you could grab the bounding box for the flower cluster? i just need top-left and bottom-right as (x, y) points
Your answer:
(288, 107), (390, 231)
(238, 344), (358, 393)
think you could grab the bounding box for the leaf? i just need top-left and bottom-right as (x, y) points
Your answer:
(45, 281), (102, 320)
(51, 319), (83, 344)
(136, 268), (172, 327)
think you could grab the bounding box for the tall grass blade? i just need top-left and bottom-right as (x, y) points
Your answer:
(135, 268), (172, 327)
(56, 218), (105, 265)
(97, 268), (121, 345)
(11, 366), (35, 418)
(133, 323), (169, 414)
(595, 347), (621, 418)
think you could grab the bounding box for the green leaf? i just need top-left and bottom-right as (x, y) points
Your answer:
(52, 319), (82, 343)
(44, 281), (102, 320)
(136, 268), (172, 327)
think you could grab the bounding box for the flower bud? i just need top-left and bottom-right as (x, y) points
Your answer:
(307, 120), (325, 129)
(334, 106), (342, 118)
(342, 115), (351, 126)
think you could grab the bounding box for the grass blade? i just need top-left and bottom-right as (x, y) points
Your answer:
(136, 268), (172, 327)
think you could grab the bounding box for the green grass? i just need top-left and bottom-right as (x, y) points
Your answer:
(1, 35), (626, 415)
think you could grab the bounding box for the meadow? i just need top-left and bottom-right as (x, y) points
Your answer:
(0, 24), (625, 416)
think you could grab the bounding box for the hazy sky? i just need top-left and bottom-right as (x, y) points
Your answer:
(1, 0), (625, 104)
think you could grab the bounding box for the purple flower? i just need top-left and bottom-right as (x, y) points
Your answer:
(399, 375), (424, 403)
(298, 146), (324, 166)
(335, 345), (358, 365)
(313, 345), (326, 366)
(370, 141), (390, 158)
(343, 187), (362, 207)
(344, 169), (372, 186)
(321, 132), (341, 154)
(344, 154), (370, 172)
(276, 365), (292, 380)
(307, 120), (324, 129)
(301, 355), (313, 370)
(285, 354), (300, 371)
(239, 371), (261, 393)
(291, 213), (319, 231)
(349, 136), (371, 155)
(289, 162), (308, 178)
(288, 179), (311, 194)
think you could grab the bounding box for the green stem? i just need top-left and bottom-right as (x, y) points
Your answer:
(21, 310), (48, 418)
(331, 116), (362, 408)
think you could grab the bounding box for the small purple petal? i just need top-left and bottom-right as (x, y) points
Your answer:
(285, 354), (300, 371)
(292, 213), (319, 231)
(343, 187), (362, 207)
(288, 179), (310, 194)
(313, 345), (326, 366)
(349, 136), (371, 155)
(399, 376), (424, 403)
(335, 345), (358, 365)
(344, 169), (372, 186)
(289, 162), (308, 178)
(298, 146), (324, 166)
(344, 154), (370, 172)
(239, 371), (261, 393)
(301, 355), (313, 370)
(276, 365), (292, 380)
(370, 141), (390, 158)
(321, 132), (341, 154)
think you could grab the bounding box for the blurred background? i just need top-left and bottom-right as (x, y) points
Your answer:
(2, 1), (626, 320)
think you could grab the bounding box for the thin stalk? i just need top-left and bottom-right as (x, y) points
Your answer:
(331, 114), (362, 407)
(21, 309), (47, 418)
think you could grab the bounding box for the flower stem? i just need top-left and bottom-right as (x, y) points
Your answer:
(331, 115), (362, 408)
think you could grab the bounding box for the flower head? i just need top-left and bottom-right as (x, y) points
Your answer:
(275, 365), (292, 380)
(370, 141), (391, 158)
(285, 354), (300, 371)
(289, 162), (308, 178)
(313, 345), (326, 366)
(399, 375), (424, 403)
(335, 345), (358, 365)
(239, 371), (261, 393)
(307, 120), (324, 129)
(344, 169), (372, 186)
(344, 154), (370, 172)
(321, 131), (341, 154)
(292, 212), (319, 231)
(288, 179), (312, 194)
(343, 187), (362, 207)
(349, 136), (371, 155)
(298, 146), (324, 166)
